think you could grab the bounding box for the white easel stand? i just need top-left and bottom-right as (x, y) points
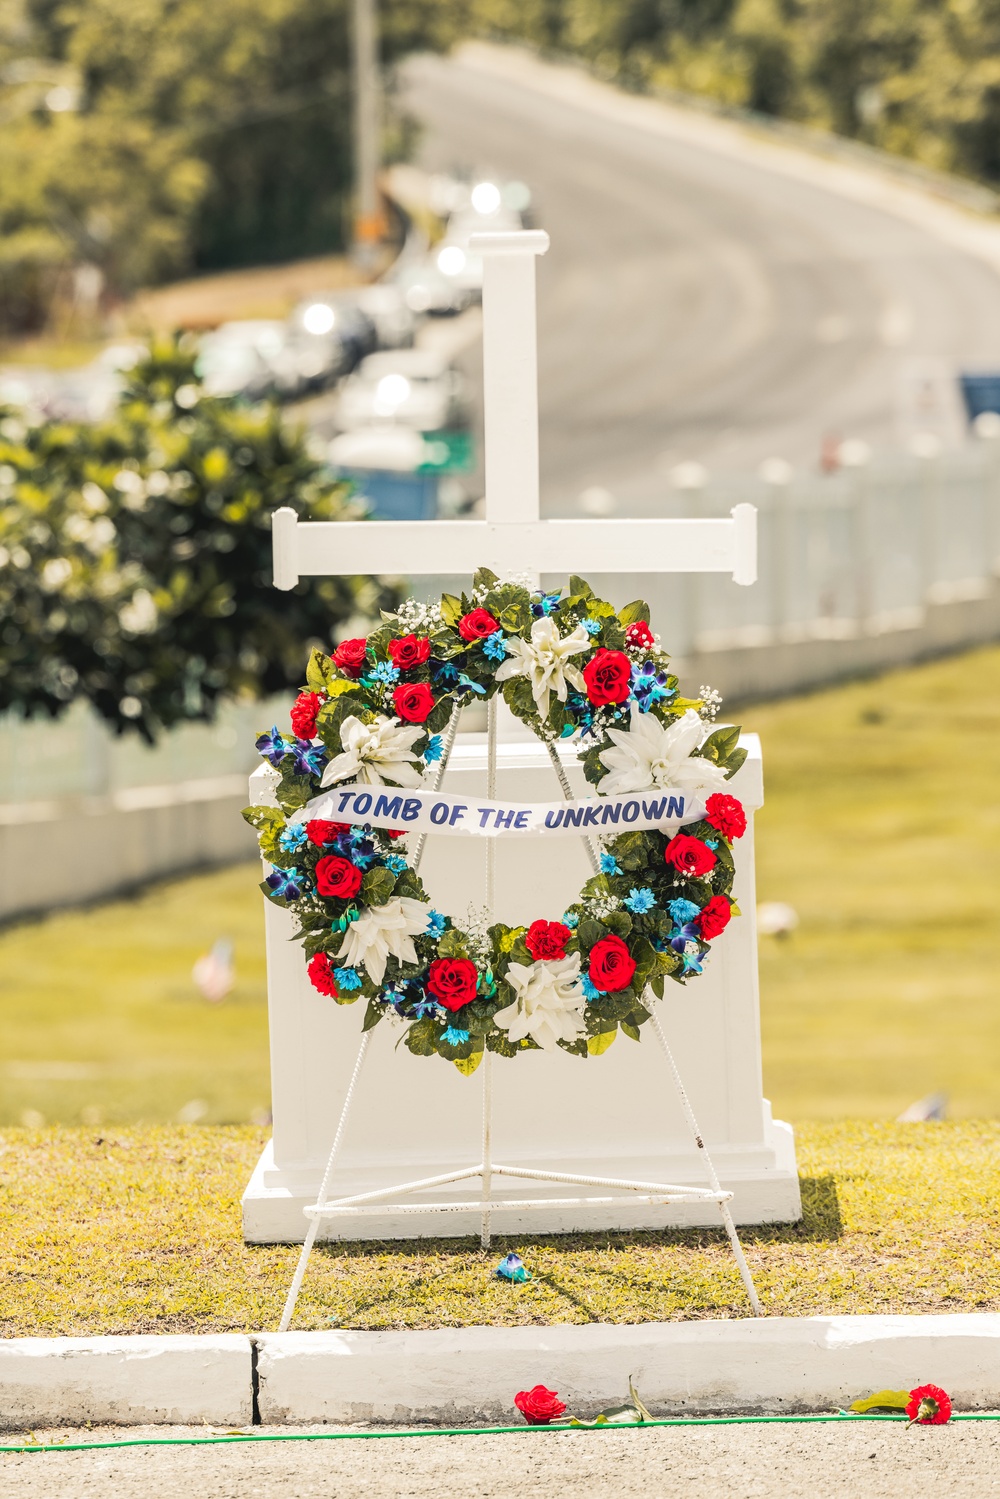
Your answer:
(277, 702), (764, 1332)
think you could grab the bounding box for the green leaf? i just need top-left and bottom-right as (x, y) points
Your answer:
(568, 575), (594, 599)
(452, 1050), (484, 1076)
(360, 866), (395, 907)
(724, 746), (748, 779)
(578, 917), (606, 951)
(242, 805), (282, 832)
(404, 1018), (440, 1057)
(325, 678), (362, 698)
(473, 566), (500, 592)
(437, 927), (469, 958)
(362, 999), (383, 1031)
(617, 599), (650, 626)
(849, 1391), (911, 1414)
(620, 1020), (641, 1042)
(440, 593), (462, 629)
(587, 1027), (617, 1056)
(305, 648), (332, 694)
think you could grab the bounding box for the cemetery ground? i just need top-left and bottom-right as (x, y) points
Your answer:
(2, 642), (1000, 1337)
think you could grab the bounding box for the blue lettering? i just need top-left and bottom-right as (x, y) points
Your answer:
(667, 795), (685, 819)
(337, 791), (356, 812)
(601, 802), (622, 824)
(582, 805), (600, 827)
(352, 792), (372, 816)
(514, 809), (530, 829)
(448, 803), (468, 826)
(430, 801), (449, 825)
(402, 798), (421, 822)
(544, 809), (565, 829)
(563, 807), (584, 828)
(641, 797), (667, 821)
(374, 794), (403, 821)
(493, 808), (517, 829)
(477, 807), (493, 828)
(621, 800), (640, 824)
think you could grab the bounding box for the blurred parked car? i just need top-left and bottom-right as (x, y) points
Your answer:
(434, 182), (524, 297)
(391, 258), (472, 317)
(335, 350), (468, 433)
(354, 284), (416, 349)
(289, 294), (376, 371)
(195, 321), (287, 400)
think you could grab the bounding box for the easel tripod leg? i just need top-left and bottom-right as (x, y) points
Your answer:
(277, 1030), (373, 1332)
(648, 1004), (763, 1317)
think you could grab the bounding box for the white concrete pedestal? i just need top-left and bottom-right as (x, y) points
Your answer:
(242, 717), (800, 1242)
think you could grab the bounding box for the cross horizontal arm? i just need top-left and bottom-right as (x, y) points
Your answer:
(272, 505), (757, 588)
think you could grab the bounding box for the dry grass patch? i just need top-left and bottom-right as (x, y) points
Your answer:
(1, 1122), (998, 1336)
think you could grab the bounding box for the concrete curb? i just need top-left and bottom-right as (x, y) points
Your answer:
(0, 1336), (252, 1428)
(3, 1317), (1000, 1427)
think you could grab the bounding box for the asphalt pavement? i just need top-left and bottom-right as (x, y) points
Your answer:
(401, 46), (1000, 509)
(1, 1423), (997, 1497)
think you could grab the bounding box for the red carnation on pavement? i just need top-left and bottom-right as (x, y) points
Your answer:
(388, 634), (431, 671)
(305, 820), (350, 847)
(393, 682), (435, 723)
(625, 620), (655, 650)
(290, 691), (323, 739)
(664, 833), (717, 879)
(525, 920), (572, 962)
(906, 1385), (952, 1426)
(698, 895), (732, 940)
(514, 1386), (567, 1426)
(704, 792), (746, 840)
(307, 952), (339, 997)
(333, 637), (368, 678)
(582, 647), (631, 706)
(427, 958), (479, 1011)
(588, 933), (636, 993)
(458, 608), (499, 642)
(314, 855), (363, 900)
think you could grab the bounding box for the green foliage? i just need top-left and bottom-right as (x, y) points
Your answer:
(0, 338), (400, 740)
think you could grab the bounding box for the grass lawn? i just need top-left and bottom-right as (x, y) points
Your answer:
(1, 1122), (997, 1335)
(2, 642), (1000, 1125)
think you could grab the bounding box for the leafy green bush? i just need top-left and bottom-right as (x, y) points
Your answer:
(0, 338), (400, 742)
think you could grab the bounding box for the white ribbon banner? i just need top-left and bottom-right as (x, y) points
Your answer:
(297, 783), (705, 839)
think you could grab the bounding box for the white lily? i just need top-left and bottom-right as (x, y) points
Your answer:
(493, 952), (587, 1053)
(320, 714), (424, 789)
(596, 705), (731, 798)
(495, 616), (590, 717)
(336, 896), (431, 985)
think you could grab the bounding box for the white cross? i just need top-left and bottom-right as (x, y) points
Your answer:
(271, 230), (757, 588)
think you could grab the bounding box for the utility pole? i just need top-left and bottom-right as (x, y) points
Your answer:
(352, 0), (382, 271)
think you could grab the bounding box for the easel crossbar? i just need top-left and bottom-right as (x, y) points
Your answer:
(305, 1192), (730, 1218)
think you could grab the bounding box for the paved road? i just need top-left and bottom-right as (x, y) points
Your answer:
(2, 1423), (997, 1497)
(401, 47), (1000, 511)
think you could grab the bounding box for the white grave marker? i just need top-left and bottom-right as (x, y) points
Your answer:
(243, 232), (800, 1318)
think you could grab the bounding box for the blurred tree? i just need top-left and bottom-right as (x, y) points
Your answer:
(0, 337), (401, 742)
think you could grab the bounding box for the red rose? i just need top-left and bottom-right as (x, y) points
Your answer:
(427, 957), (479, 1011)
(587, 933), (636, 993)
(393, 682), (435, 723)
(305, 820), (349, 847)
(625, 620), (655, 650)
(290, 690), (323, 738)
(388, 634), (431, 671)
(307, 952), (339, 997)
(906, 1385), (952, 1425)
(514, 1386), (567, 1425)
(525, 920), (572, 961)
(458, 608), (499, 642)
(315, 855), (363, 899)
(583, 648), (631, 706)
(387, 829), (406, 840)
(705, 792), (746, 840)
(664, 834), (717, 879)
(333, 637), (368, 677)
(699, 895), (732, 940)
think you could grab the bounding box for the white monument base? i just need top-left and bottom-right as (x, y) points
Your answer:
(242, 719), (801, 1243)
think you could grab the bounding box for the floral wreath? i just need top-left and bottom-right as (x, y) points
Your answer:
(245, 569), (748, 1073)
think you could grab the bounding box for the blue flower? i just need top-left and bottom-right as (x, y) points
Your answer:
(441, 1026), (470, 1047)
(433, 661), (459, 687)
(423, 735), (444, 764)
(384, 854), (407, 874)
(371, 660), (400, 685)
(289, 739), (327, 776)
(483, 630), (507, 662)
(333, 966), (363, 991)
(562, 911), (579, 929)
(531, 590), (561, 617)
(624, 887), (656, 914)
(255, 726), (289, 767)
(266, 865), (303, 900)
(410, 996), (442, 1019)
(631, 659), (675, 712)
(495, 1252), (532, 1283)
(669, 898), (701, 926)
(705, 839), (719, 850)
(278, 823), (307, 852)
(425, 910), (447, 938)
(581, 973), (600, 1000)
(600, 853), (622, 875)
(582, 618), (602, 636)
(457, 672), (486, 696)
